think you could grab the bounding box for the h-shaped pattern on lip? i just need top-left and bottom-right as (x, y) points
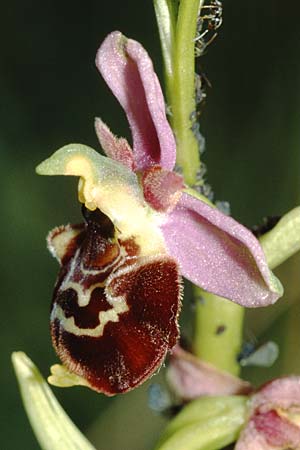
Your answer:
(49, 211), (181, 395)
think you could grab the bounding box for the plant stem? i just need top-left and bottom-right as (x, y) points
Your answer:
(259, 206), (300, 269)
(155, 0), (245, 374)
(153, 0), (177, 103)
(154, 0), (202, 186)
(193, 288), (244, 376)
(156, 0), (300, 386)
(172, 0), (202, 185)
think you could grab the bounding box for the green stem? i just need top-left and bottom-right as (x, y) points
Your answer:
(173, 0), (202, 184)
(193, 288), (244, 376)
(153, 0), (177, 103)
(155, 0), (300, 389)
(259, 206), (300, 269)
(154, 0), (202, 185)
(155, 0), (244, 374)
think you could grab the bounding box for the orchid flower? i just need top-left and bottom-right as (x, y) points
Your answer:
(36, 31), (282, 396)
(235, 377), (300, 449)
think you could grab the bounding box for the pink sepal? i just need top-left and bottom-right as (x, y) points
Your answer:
(96, 31), (176, 171)
(253, 410), (300, 448)
(236, 410), (300, 449)
(160, 192), (282, 307)
(236, 377), (300, 449)
(252, 377), (300, 413)
(235, 420), (275, 450)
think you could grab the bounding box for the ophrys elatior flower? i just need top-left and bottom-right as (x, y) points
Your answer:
(36, 32), (282, 395)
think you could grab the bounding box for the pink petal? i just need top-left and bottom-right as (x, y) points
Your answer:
(167, 345), (252, 401)
(96, 31), (176, 171)
(94, 117), (134, 170)
(160, 192), (283, 307)
(252, 377), (300, 413)
(235, 420), (275, 450)
(142, 166), (184, 212)
(237, 378), (300, 449)
(253, 410), (300, 448)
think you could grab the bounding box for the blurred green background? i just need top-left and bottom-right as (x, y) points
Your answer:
(1, 1), (299, 449)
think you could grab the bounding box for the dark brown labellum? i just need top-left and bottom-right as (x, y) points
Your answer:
(48, 208), (181, 395)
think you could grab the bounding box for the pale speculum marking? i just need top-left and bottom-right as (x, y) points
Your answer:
(50, 208), (138, 339)
(51, 248), (130, 337)
(52, 298), (129, 337)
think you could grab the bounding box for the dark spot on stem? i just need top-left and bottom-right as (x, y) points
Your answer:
(215, 324), (226, 335)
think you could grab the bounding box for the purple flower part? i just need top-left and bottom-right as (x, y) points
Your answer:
(160, 192), (283, 307)
(252, 377), (300, 413)
(236, 378), (300, 449)
(253, 410), (300, 448)
(94, 117), (134, 170)
(235, 418), (279, 450)
(167, 345), (252, 401)
(95, 33), (281, 309)
(239, 413), (300, 449)
(96, 31), (176, 171)
(142, 166), (184, 212)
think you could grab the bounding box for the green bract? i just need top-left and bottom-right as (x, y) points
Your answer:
(155, 395), (247, 450)
(12, 352), (96, 450)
